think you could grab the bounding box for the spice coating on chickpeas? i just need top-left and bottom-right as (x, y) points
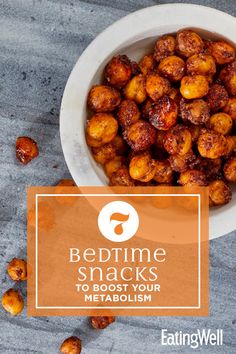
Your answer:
(117, 99), (140, 128)
(148, 95), (178, 130)
(139, 54), (156, 75)
(109, 166), (135, 186)
(224, 136), (236, 157)
(178, 169), (207, 187)
(16, 137), (39, 165)
(180, 98), (210, 125)
(104, 55), (132, 88)
(219, 61), (236, 96)
(60, 336), (82, 354)
(210, 41), (235, 65)
(123, 120), (156, 152)
(92, 143), (117, 165)
(105, 156), (126, 177)
(186, 53), (216, 77)
(86, 113), (118, 147)
(208, 113), (233, 135)
(224, 157), (236, 182)
(2, 289), (24, 316)
(223, 97), (236, 121)
(87, 85), (121, 112)
(198, 131), (227, 159)
(163, 124), (192, 156)
(158, 55), (185, 82)
(180, 75), (209, 99)
(129, 152), (156, 182)
(91, 316), (116, 329)
(176, 30), (204, 58)
(169, 151), (197, 173)
(209, 180), (232, 206)
(153, 160), (173, 184)
(7, 258), (27, 281)
(124, 74), (147, 103)
(154, 35), (176, 62)
(145, 73), (171, 101)
(206, 84), (229, 112)
(86, 29), (236, 207)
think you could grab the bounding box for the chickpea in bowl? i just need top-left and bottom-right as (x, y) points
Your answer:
(85, 28), (236, 208)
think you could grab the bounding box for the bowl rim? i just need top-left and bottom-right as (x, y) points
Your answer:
(60, 3), (236, 239)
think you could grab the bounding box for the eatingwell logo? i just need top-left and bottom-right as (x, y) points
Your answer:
(98, 201), (139, 242)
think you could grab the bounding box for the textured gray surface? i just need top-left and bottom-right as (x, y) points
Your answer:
(0, 0), (235, 353)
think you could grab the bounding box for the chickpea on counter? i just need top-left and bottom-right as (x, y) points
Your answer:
(86, 29), (236, 207)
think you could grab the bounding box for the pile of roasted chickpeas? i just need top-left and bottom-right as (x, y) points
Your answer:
(86, 29), (236, 207)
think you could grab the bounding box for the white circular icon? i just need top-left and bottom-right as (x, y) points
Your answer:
(98, 201), (139, 242)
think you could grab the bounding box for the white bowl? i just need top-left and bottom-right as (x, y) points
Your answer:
(60, 4), (236, 239)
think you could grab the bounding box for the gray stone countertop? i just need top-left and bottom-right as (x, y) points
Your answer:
(0, 1), (235, 353)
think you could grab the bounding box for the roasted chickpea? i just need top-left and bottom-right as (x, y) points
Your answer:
(206, 84), (228, 112)
(104, 55), (132, 88)
(169, 151), (197, 173)
(7, 258), (27, 281)
(208, 113), (233, 135)
(178, 169), (207, 186)
(16, 137), (39, 165)
(139, 54), (156, 75)
(145, 73), (170, 101)
(154, 35), (176, 62)
(163, 124), (192, 155)
(180, 75), (209, 99)
(186, 53), (216, 77)
(224, 157), (236, 182)
(91, 316), (116, 329)
(109, 167), (135, 186)
(105, 156), (126, 177)
(129, 152), (156, 182)
(112, 135), (128, 155)
(2, 289), (24, 316)
(176, 30), (204, 58)
(209, 180), (232, 206)
(180, 98), (210, 125)
(86, 113), (118, 147)
(210, 41), (235, 65)
(197, 157), (222, 180)
(92, 143), (116, 165)
(224, 136), (236, 156)
(219, 61), (236, 96)
(153, 160), (173, 184)
(117, 99), (140, 128)
(148, 95), (178, 130)
(123, 120), (156, 152)
(60, 336), (82, 354)
(124, 74), (147, 103)
(87, 85), (121, 112)
(158, 55), (185, 82)
(223, 97), (236, 121)
(197, 131), (227, 159)
(56, 179), (76, 186)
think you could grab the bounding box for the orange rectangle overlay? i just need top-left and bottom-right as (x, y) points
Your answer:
(27, 186), (208, 316)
